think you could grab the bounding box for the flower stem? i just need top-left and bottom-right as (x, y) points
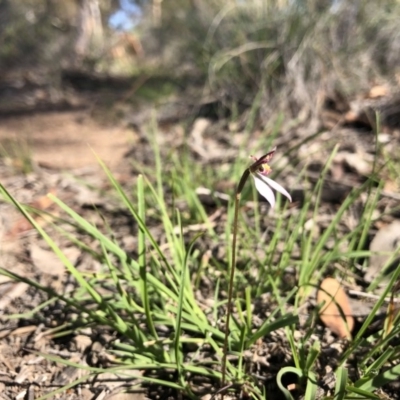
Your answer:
(221, 168), (250, 392)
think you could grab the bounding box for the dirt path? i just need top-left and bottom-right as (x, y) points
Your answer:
(0, 110), (134, 172)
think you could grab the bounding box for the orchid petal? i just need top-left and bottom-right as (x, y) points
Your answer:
(253, 174), (275, 208)
(257, 174), (292, 202)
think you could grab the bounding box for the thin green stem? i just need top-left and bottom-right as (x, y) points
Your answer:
(221, 168), (250, 390)
(221, 149), (277, 392)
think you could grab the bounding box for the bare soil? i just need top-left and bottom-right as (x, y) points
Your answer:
(0, 110), (134, 172)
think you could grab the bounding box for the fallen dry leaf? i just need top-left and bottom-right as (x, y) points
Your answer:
(317, 277), (354, 339)
(368, 85), (389, 99)
(365, 220), (400, 284)
(383, 179), (399, 193)
(334, 151), (372, 176)
(30, 244), (80, 277)
(30, 244), (66, 277)
(0, 282), (29, 310)
(30, 189), (57, 209)
(5, 191), (57, 240)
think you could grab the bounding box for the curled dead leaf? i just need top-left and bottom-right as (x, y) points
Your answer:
(317, 277), (354, 339)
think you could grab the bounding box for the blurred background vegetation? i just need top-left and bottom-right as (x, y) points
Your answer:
(1, 0), (400, 124)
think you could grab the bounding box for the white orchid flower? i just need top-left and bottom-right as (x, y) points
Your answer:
(249, 148), (292, 208)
